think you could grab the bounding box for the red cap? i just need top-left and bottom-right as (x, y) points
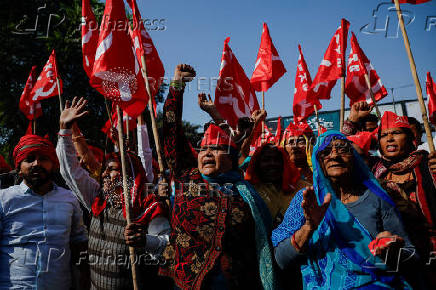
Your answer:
(282, 121), (313, 143)
(380, 111), (410, 131)
(347, 131), (375, 155)
(200, 124), (237, 148)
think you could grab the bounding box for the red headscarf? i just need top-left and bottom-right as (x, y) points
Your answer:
(347, 131), (376, 156)
(201, 124), (237, 149)
(281, 121), (313, 144)
(380, 111), (410, 131)
(13, 134), (59, 168)
(245, 143), (300, 195)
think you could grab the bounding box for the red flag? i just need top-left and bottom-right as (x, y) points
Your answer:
(81, 0), (99, 79)
(427, 72), (436, 125)
(30, 50), (63, 102)
(102, 109), (137, 143)
(126, 0), (165, 117)
(20, 66), (42, 120)
(293, 45), (322, 122)
(345, 33), (387, 106)
(250, 23), (286, 92)
(274, 116), (282, 145)
(309, 19), (349, 100)
(90, 0), (147, 118)
(215, 37), (260, 128)
(394, 0), (431, 4)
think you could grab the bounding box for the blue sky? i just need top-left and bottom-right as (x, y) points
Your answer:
(132, 0), (436, 126)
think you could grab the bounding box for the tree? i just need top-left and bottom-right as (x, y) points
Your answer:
(0, 0), (200, 166)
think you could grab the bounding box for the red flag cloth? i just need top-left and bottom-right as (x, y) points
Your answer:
(101, 109), (137, 143)
(81, 0), (99, 79)
(293, 45), (322, 122)
(215, 37), (260, 128)
(0, 155), (11, 172)
(394, 0), (431, 4)
(347, 131), (376, 155)
(274, 116), (282, 145)
(380, 111), (410, 131)
(318, 125), (328, 135)
(30, 50), (63, 102)
(126, 0), (164, 117)
(250, 23), (286, 92)
(200, 124), (237, 149)
(345, 33), (387, 106)
(427, 72), (436, 125)
(20, 66), (42, 120)
(90, 0), (147, 118)
(309, 19), (349, 100)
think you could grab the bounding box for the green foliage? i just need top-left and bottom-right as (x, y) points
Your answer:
(0, 0), (200, 165)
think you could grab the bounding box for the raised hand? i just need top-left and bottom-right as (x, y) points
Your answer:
(173, 64), (196, 83)
(301, 186), (331, 231)
(60, 97), (89, 129)
(198, 93), (215, 113)
(251, 109), (267, 124)
(349, 101), (372, 123)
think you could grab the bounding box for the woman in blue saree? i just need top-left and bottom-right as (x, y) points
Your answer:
(272, 131), (419, 289)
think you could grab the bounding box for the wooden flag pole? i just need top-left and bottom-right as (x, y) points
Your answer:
(140, 55), (165, 174)
(394, 0), (434, 152)
(116, 105), (139, 290)
(261, 91), (265, 144)
(32, 119), (36, 134)
(339, 77), (346, 131)
(314, 104), (321, 135)
(126, 114), (130, 145)
(104, 99), (113, 127)
(363, 73), (382, 119)
(56, 77), (63, 113)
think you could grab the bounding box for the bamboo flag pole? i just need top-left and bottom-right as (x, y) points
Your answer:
(32, 119), (36, 134)
(140, 55), (165, 174)
(56, 77), (63, 113)
(363, 73), (382, 119)
(115, 105), (139, 290)
(339, 78), (346, 131)
(314, 104), (321, 135)
(126, 114), (130, 145)
(261, 91), (265, 143)
(394, 0), (434, 152)
(104, 99), (113, 127)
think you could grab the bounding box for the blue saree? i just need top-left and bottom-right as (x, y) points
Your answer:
(271, 131), (411, 289)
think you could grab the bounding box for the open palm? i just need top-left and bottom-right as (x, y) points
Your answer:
(301, 186), (331, 230)
(60, 97), (89, 129)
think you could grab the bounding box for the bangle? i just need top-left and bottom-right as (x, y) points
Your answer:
(291, 233), (302, 252)
(57, 132), (72, 137)
(170, 80), (186, 90)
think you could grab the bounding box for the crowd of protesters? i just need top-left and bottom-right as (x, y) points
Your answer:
(1, 64), (436, 289)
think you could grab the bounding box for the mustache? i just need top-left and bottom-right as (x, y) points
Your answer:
(29, 166), (49, 175)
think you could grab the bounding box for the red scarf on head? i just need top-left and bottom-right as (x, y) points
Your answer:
(245, 143), (300, 194)
(13, 134), (59, 168)
(91, 152), (167, 225)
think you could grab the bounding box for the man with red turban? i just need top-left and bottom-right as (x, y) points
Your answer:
(0, 134), (87, 289)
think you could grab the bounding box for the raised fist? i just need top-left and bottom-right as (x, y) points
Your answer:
(173, 64), (196, 83)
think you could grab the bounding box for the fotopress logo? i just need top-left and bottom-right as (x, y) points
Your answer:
(11, 4), (66, 39)
(360, 2), (436, 38)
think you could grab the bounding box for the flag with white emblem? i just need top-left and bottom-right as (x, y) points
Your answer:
(81, 0), (99, 78)
(345, 32), (387, 106)
(30, 50), (63, 102)
(309, 19), (349, 100)
(215, 37), (260, 128)
(292, 45), (321, 122)
(250, 23), (286, 92)
(19, 65), (42, 120)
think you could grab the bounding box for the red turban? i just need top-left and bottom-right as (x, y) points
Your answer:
(13, 135), (59, 168)
(380, 111), (410, 131)
(201, 124), (237, 149)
